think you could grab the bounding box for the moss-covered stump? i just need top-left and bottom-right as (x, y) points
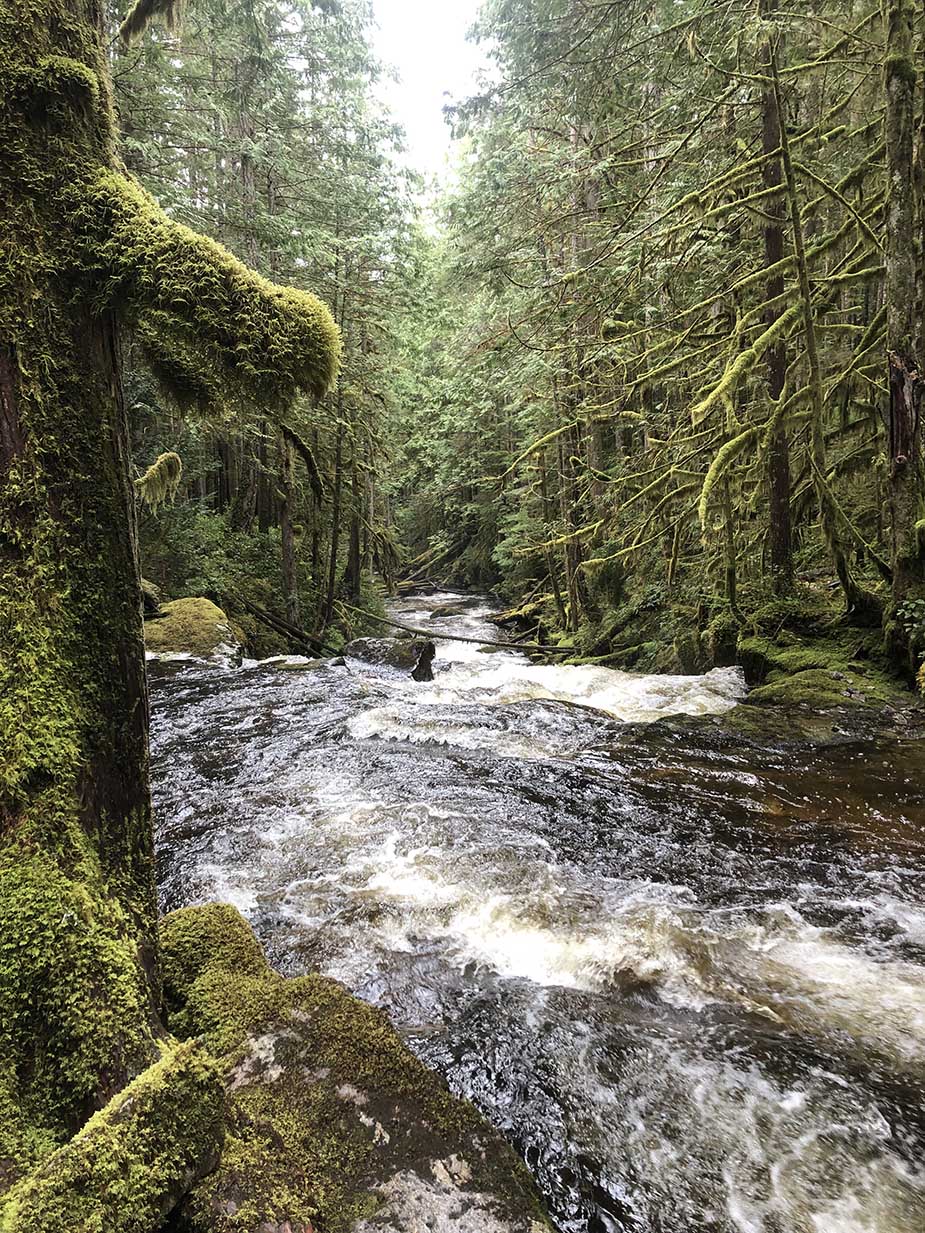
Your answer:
(0, 1041), (223, 1233)
(144, 599), (243, 659)
(161, 905), (553, 1233)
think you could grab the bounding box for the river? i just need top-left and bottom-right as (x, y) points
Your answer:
(149, 591), (925, 1233)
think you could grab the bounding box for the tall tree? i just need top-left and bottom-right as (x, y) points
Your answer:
(0, 0), (337, 1196)
(884, 0), (924, 664)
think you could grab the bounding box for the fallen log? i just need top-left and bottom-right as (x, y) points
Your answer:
(224, 592), (337, 657)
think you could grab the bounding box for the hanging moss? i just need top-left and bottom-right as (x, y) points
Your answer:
(135, 451), (183, 509)
(119, 0), (186, 46)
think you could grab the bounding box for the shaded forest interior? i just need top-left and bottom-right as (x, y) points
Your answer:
(127, 0), (925, 689)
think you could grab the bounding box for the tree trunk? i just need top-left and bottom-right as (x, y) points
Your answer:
(322, 412), (345, 630)
(345, 459), (362, 602)
(760, 6), (793, 592)
(884, 0), (924, 664)
(0, 0), (161, 1176)
(278, 431), (300, 627)
(773, 54), (878, 622)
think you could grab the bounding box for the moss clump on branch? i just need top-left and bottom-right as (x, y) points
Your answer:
(119, 0), (186, 46)
(73, 171), (341, 412)
(0, 1041), (223, 1233)
(135, 451), (183, 509)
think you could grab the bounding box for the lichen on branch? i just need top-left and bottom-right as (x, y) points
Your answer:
(135, 451), (182, 508)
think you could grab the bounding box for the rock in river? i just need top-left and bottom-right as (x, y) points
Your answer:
(145, 597), (243, 660)
(344, 636), (436, 675)
(161, 904), (553, 1233)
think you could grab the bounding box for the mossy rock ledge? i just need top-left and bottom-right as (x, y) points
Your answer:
(144, 598), (244, 660)
(737, 632), (917, 717)
(161, 903), (553, 1233)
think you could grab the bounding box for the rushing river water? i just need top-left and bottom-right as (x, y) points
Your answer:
(150, 592), (925, 1233)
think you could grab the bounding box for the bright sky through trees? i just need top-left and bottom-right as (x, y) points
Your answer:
(371, 0), (485, 179)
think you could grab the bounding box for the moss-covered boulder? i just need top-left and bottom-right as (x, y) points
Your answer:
(161, 905), (553, 1233)
(0, 1041), (223, 1233)
(144, 598), (243, 659)
(737, 630), (914, 712)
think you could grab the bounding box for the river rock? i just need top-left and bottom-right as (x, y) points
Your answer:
(411, 641), (436, 682)
(145, 597), (244, 659)
(161, 904), (553, 1233)
(429, 603), (471, 620)
(344, 636), (434, 672)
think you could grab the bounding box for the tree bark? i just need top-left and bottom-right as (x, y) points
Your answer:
(884, 0), (924, 664)
(0, 0), (161, 1174)
(760, 5), (793, 592)
(278, 431), (300, 627)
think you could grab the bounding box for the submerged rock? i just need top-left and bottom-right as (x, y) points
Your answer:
(161, 904), (552, 1233)
(429, 603), (471, 620)
(145, 598), (243, 660)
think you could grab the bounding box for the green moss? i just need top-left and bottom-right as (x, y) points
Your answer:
(0, 0), (338, 1209)
(161, 905), (553, 1233)
(161, 907), (474, 1130)
(144, 597), (243, 657)
(744, 589), (838, 636)
(747, 667), (878, 709)
(739, 633), (910, 710)
(72, 170), (341, 413)
(0, 848), (160, 1184)
(0, 1041), (223, 1233)
(705, 609), (740, 666)
(136, 451), (183, 509)
(15, 56), (101, 113)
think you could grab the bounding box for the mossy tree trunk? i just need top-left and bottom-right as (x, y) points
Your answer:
(761, 4), (793, 594)
(0, 0), (165, 1178)
(1, 0), (339, 1192)
(884, 0), (925, 665)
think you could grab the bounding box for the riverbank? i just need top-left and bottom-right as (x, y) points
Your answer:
(484, 579), (923, 727)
